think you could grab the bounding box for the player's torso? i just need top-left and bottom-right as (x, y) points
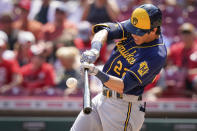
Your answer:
(103, 36), (166, 80)
(103, 38), (141, 78)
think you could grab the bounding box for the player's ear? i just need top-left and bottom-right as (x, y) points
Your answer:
(152, 28), (157, 34)
(148, 28), (158, 36)
(147, 28), (156, 35)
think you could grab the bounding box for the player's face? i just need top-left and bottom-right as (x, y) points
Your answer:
(131, 33), (149, 45)
(131, 28), (157, 45)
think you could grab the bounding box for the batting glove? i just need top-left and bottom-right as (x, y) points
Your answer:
(80, 49), (99, 64)
(80, 62), (99, 76)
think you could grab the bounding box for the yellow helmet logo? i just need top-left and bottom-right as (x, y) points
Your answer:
(131, 8), (151, 30)
(132, 17), (138, 25)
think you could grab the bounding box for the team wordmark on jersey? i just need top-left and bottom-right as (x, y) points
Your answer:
(116, 43), (136, 65)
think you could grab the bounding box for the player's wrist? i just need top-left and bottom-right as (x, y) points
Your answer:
(95, 70), (110, 84)
(88, 63), (99, 75)
(90, 49), (99, 59)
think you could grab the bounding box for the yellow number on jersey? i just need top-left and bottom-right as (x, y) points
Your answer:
(114, 60), (122, 76)
(114, 61), (130, 78)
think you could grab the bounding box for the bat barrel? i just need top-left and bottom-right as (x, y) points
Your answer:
(83, 69), (92, 114)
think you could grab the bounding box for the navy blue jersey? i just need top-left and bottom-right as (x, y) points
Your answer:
(101, 21), (167, 96)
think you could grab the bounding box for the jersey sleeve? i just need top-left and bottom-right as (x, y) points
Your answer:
(122, 54), (165, 95)
(92, 22), (128, 41)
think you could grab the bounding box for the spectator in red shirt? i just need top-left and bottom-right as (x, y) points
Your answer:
(20, 44), (55, 95)
(0, 32), (22, 94)
(168, 22), (197, 97)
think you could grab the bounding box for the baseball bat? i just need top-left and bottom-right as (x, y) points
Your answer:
(83, 69), (92, 114)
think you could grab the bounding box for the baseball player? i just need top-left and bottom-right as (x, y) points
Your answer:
(71, 4), (167, 131)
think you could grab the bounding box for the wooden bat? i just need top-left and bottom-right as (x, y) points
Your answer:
(83, 69), (92, 114)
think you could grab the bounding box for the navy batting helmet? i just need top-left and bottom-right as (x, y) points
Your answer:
(124, 4), (162, 36)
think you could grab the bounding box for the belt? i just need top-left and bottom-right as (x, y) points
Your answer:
(102, 89), (142, 101)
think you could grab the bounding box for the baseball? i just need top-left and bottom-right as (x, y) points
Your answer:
(66, 77), (78, 88)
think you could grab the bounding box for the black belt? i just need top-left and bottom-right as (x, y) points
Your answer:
(103, 90), (145, 112)
(102, 89), (142, 101)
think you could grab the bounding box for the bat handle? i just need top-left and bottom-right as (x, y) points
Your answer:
(83, 69), (92, 114)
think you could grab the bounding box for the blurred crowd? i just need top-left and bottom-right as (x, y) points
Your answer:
(0, 0), (197, 99)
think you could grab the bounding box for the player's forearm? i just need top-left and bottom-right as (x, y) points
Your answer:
(91, 29), (108, 52)
(104, 76), (124, 94)
(95, 70), (124, 94)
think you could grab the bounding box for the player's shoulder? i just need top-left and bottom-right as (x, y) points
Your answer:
(140, 47), (166, 60)
(120, 20), (129, 30)
(92, 22), (116, 33)
(140, 36), (166, 50)
(92, 22), (126, 40)
(139, 38), (167, 60)
(92, 21), (125, 33)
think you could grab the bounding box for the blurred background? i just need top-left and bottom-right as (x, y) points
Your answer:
(0, 0), (197, 130)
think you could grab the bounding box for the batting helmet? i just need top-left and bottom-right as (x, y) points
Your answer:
(124, 4), (162, 36)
